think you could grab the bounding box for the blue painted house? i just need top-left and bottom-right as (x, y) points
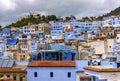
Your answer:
(30, 44), (76, 61)
(30, 39), (37, 52)
(49, 21), (64, 30)
(69, 19), (80, 28)
(50, 29), (64, 37)
(6, 38), (18, 52)
(1, 28), (11, 37)
(6, 38), (18, 45)
(65, 28), (85, 41)
(27, 61), (76, 81)
(37, 33), (44, 39)
(0, 43), (5, 56)
(65, 31), (75, 41)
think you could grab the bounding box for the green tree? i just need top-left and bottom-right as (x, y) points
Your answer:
(42, 15), (46, 21)
(82, 16), (90, 21)
(97, 16), (103, 21)
(65, 16), (71, 21)
(70, 15), (76, 20)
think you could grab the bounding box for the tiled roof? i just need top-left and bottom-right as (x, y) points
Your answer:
(84, 66), (120, 72)
(94, 36), (115, 39)
(101, 30), (113, 33)
(28, 61), (76, 67)
(76, 70), (84, 73)
(82, 45), (91, 48)
(65, 28), (73, 32)
(0, 68), (26, 73)
(0, 78), (14, 81)
(80, 75), (91, 79)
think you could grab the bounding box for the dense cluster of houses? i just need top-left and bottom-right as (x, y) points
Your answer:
(0, 16), (120, 81)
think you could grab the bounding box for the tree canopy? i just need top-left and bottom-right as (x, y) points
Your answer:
(7, 14), (61, 27)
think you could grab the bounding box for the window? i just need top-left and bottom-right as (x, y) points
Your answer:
(113, 22), (115, 25)
(113, 18), (114, 20)
(93, 76), (96, 81)
(34, 72), (37, 77)
(68, 72), (71, 78)
(32, 27), (34, 29)
(1, 75), (3, 77)
(22, 51), (24, 53)
(46, 54), (48, 56)
(98, 62), (101, 65)
(7, 75), (10, 77)
(6, 46), (9, 48)
(117, 37), (119, 39)
(21, 55), (25, 61)
(20, 77), (23, 81)
(31, 43), (34, 45)
(109, 46), (111, 48)
(50, 72), (53, 77)
(13, 75), (16, 80)
(31, 30), (34, 32)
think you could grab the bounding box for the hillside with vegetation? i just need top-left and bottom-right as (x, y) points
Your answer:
(6, 6), (120, 27)
(105, 6), (120, 16)
(7, 15), (62, 27)
(7, 14), (77, 27)
(79, 6), (120, 21)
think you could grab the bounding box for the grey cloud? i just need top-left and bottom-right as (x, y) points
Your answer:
(0, 0), (120, 26)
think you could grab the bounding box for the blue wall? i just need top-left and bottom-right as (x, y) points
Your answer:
(51, 29), (64, 37)
(27, 67), (76, 81)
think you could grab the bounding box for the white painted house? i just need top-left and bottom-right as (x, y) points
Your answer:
(84, 66), (120, 81)
(23, 25), (36, 34)
(113, 33), (120, 64)
(103, 16), (120, 26)
(116, 33), (120, 43)
(27, 61), (76, 81)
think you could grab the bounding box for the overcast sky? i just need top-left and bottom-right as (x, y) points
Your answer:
(0, 0), (120, 26)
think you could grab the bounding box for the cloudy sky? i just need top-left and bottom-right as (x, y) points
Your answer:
(0, 0), (120, 26)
